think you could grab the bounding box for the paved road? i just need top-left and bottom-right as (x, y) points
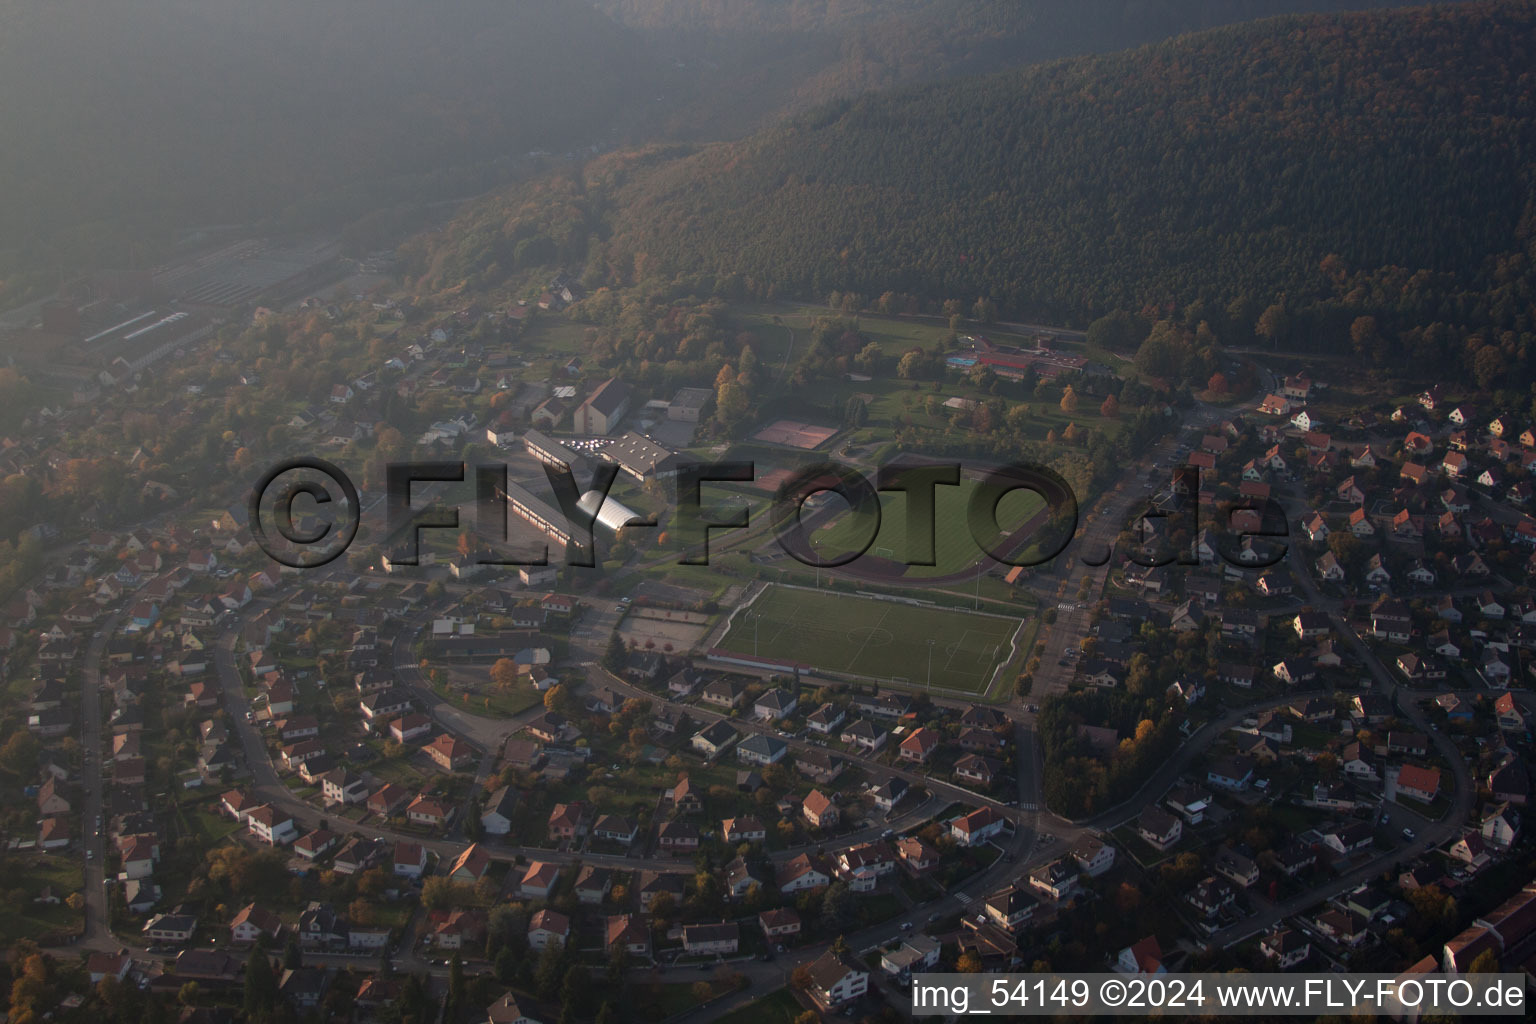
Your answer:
(79, 617), (119, 946)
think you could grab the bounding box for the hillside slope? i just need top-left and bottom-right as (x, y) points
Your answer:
(595, 0), (1472, 138)
(581, 0), (1535, 335)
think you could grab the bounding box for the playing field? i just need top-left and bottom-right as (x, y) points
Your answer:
(717, 585), (1023, 692)
(810, 476), (1044, 578)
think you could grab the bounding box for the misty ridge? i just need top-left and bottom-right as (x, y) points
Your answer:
(0, 0), (1467, 298)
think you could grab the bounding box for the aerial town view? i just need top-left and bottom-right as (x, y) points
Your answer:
(0, 0), (1535, 1021)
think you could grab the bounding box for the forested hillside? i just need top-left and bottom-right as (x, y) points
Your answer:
(596, 0), (1469, 139)
(501, 0), (1522, 383)
(595, 1), (1528, 314)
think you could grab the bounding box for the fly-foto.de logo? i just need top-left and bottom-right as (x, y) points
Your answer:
(246, 457), (1288, 573)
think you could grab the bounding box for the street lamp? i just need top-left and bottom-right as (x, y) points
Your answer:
(927, 639), (935, 691)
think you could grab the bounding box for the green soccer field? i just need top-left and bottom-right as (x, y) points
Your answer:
(809, 476), (1044, 578)
(717, 585), (1025, 693)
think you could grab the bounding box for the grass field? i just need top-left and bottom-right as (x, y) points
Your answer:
(718, 585), (1023, 692)
(810, 476), (1044, 578)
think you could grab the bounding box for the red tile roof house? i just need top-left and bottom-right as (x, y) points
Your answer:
(406, 794), (452, 828)
(897, 726), (940, 764)
(548, 802), (589, 842)
(606, 914), (651, 957)
(896, 836), (941, 874)
(293, 829), (339, 860)
(230, 903), (284, 946)
(389, 713), (432, 744)
(368, 782), (411, 817)
(759, 907), (802, 940)
(802, 789), (839, 829)
(1395, 764), (1441, 804)
(246, 805), (298, 846)
(721, 816), (766, 843)
(528, 909), (570, 951)
(446, 843), (492, 883)
(656, 820), (700, 853)
(520, 861), (561, 900)
(393, 841), (428, 878)
(591, 814), (639, 846)
(950, 806), (1007, 846)
(221, 789), (257, 822)
(425, 734), (475, 771)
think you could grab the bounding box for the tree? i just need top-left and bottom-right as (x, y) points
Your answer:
(956, 952), (984, 973)
(422, 877), (469, 911)
(243, 949), (277, 1019)
(1255, 302), (1289, 348)
(1467, 949), (1499, 975)
(1350, 316), (1380, 361)
(282, 936), (302, 971)
(1099, 394), (1119, 418)
(177, 983), (200, 1007)
(0, 731), (39, 774)
(607, 945), (630, 987)
(602, 632), (627, 674)
(1207, 371), (1229, 394)
(544, 683), (570, 715)
(820, 881), (853, 931)
(535, 942), (566, 1000)
(690, 982), (713, 1005)
(490, 658), (519, 692)
(560, 966), (591, 1018)
(715, 380), (749, 427)
(494, 947), (518, 985)
(446, 954), (466, 1024)
(1059, 385), (1079, 414)
(649, 891), (677, 928)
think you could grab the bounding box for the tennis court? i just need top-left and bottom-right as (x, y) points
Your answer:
(751, 420), (839, 449)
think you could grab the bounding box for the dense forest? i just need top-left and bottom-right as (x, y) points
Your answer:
(597, 0), (1469, 140)
(405, 2), (1536, 384)
(541, 1), (1514, 385)
(588, 1), (1532, 321)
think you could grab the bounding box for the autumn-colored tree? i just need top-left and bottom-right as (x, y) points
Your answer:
(490, 658), (519, 692)
(1207, 371), (1229, 394)
(1099, 393), (1119, 418)
(544, 684), (569, 714)
(1255, 301), (1289, 347)
(1467, 949), (1499, 975)
(956, 952), (984, 973)
(1059, 385), (1079, 414)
